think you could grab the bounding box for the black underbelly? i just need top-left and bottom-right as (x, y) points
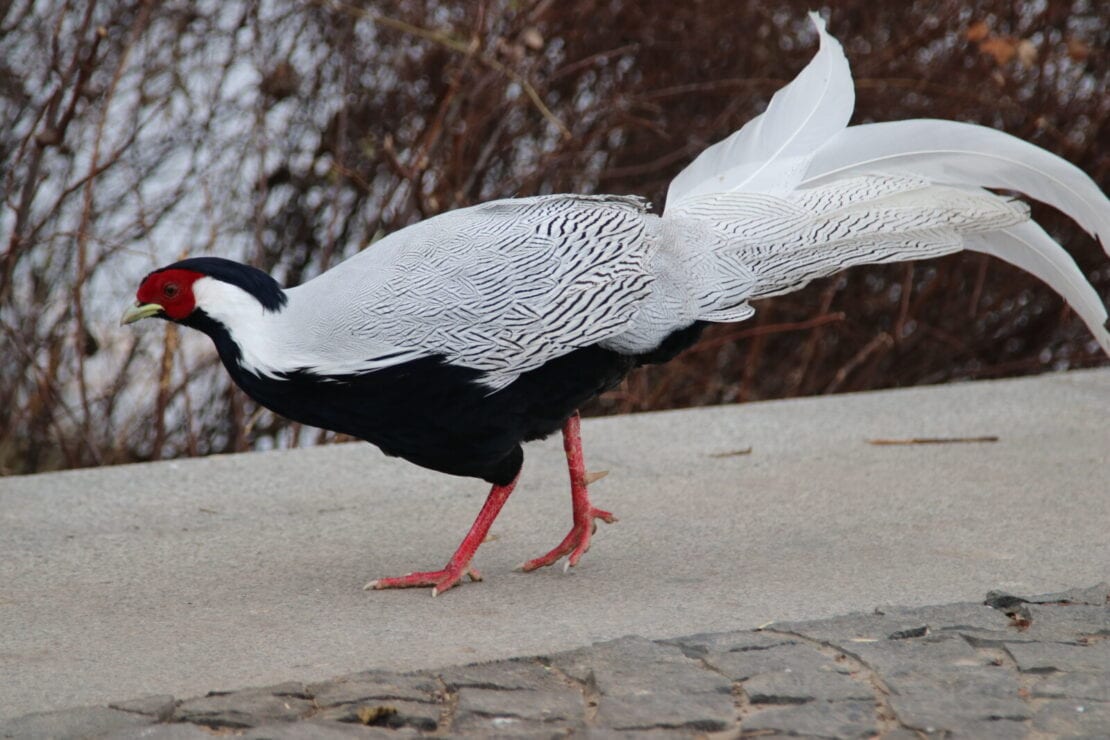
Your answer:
(224, 346), (632, 485)
(214, 322), (707, 486)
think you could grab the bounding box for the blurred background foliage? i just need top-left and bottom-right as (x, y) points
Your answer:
(1, 0), (1107, 474)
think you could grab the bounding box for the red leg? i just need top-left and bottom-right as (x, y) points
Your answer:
(520, 412), (616, 572)
(366, 472), (519, 596)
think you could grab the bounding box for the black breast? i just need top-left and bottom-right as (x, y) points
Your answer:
(185, 311), (705, 486)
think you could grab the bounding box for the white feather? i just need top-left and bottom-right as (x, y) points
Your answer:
(193, 277), (426, 379)
(964, 222), (1110, 354)
(789, 117), (1110, 348)
(286, 195), (658, 390)
(663, 17), (1109, 358)
(666, 12), (853, 206)
(801, 119), (1110, 249)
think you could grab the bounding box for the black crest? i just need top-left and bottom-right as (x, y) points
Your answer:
(156, 257), (288, 311)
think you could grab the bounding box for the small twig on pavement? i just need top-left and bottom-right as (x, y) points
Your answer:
(867, 436), (999, 445)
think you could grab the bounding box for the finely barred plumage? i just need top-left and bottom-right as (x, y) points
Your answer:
(124, 13), (1110, 594)
(254, 172), (1049, 388)
(290, 195), (657, 390)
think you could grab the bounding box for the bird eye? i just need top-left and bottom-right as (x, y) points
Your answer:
(163, 283), (179, 298)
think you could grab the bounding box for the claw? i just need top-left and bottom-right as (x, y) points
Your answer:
(519, 414), (619, 574)
(519, 505), (615, 572)
(367, 565), (482, 595)
(367, 475), (518, 595)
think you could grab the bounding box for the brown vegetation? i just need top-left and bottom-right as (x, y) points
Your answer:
(1, 0), (1106, 474)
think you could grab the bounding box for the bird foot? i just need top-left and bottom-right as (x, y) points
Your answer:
(517, 506), (617, 573)
(364, 565), (482, 596)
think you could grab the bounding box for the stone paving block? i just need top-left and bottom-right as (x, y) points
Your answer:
(1005, 640), (1110, 673)
(313, 700), (440, 731)
(743, 669), (873, 704)
(439, 659), (565, 691)
(957, 627), (1039, 647)
(1028, 582), (1110, 606)
(1032, 699), (1110, 735)
(308, 672), (438, 707)
(451, 714), (580, 735)
(579, 731), (706, 739)
(550, 636), (730, 696)
(888, 682), (1030, 732)
(108, 693), (176, 721)
(244, 721), (410, 738)
(0, 706), (153, 739)
(601, 656), (735, 697)
(769, 611), (928, 644)
(174, 684), (314, 728)
(879, 730), (925, 740)
(876, 662), (1029, 732)
(455, 686), (583, 723)
(702, 642), (844, 682)
(839, 634), (986, 681)
(108, 723), (216, 739)
(259, 681), (313, 697)
(905, 603), (1016, 634)
(770, 602), (1007, 645)
(666, 630), (798, 656)
(882, 662), (1021, 698)
(594, 691), (735, 732)
(1020, 604), (1110, 643)
(740, 700), (878, 738)
(1032, 670), (1110, 702)
(772, 602), (1025, 658)
(947, 719), (1032, 739)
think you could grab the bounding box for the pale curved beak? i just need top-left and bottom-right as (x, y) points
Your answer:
(120, 302), (164, 326)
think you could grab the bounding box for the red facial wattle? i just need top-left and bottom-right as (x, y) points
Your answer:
(136, 268), (204, 320)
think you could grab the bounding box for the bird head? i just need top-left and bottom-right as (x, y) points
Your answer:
(121, 267), (203, 324)
(121, 257), (287, 327)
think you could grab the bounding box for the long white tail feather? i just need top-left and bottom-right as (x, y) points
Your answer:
(664, 13), (1109, 357)
(801, 119), (1110, 247)
(673, 178), (1025, 299)
(965, 223), (1110, 354)
(665, 12), (853, 205)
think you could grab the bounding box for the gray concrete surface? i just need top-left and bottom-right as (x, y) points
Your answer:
(1, 369), (1107, 721)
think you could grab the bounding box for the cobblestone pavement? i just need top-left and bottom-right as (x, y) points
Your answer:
(4, 584), (1108, 739)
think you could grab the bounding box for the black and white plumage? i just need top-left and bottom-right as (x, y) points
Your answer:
(124, 15), (1110, 594)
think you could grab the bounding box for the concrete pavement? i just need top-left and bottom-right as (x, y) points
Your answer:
(1, 369), (1108, 720)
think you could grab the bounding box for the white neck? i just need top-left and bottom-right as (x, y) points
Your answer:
(192, 277), (422, 378)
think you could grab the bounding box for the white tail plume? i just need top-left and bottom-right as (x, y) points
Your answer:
(666, 13), (1110, 355)
(667, 12), (853, 202)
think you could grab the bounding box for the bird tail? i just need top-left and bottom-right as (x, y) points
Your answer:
(664, 12), (1110, 355)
